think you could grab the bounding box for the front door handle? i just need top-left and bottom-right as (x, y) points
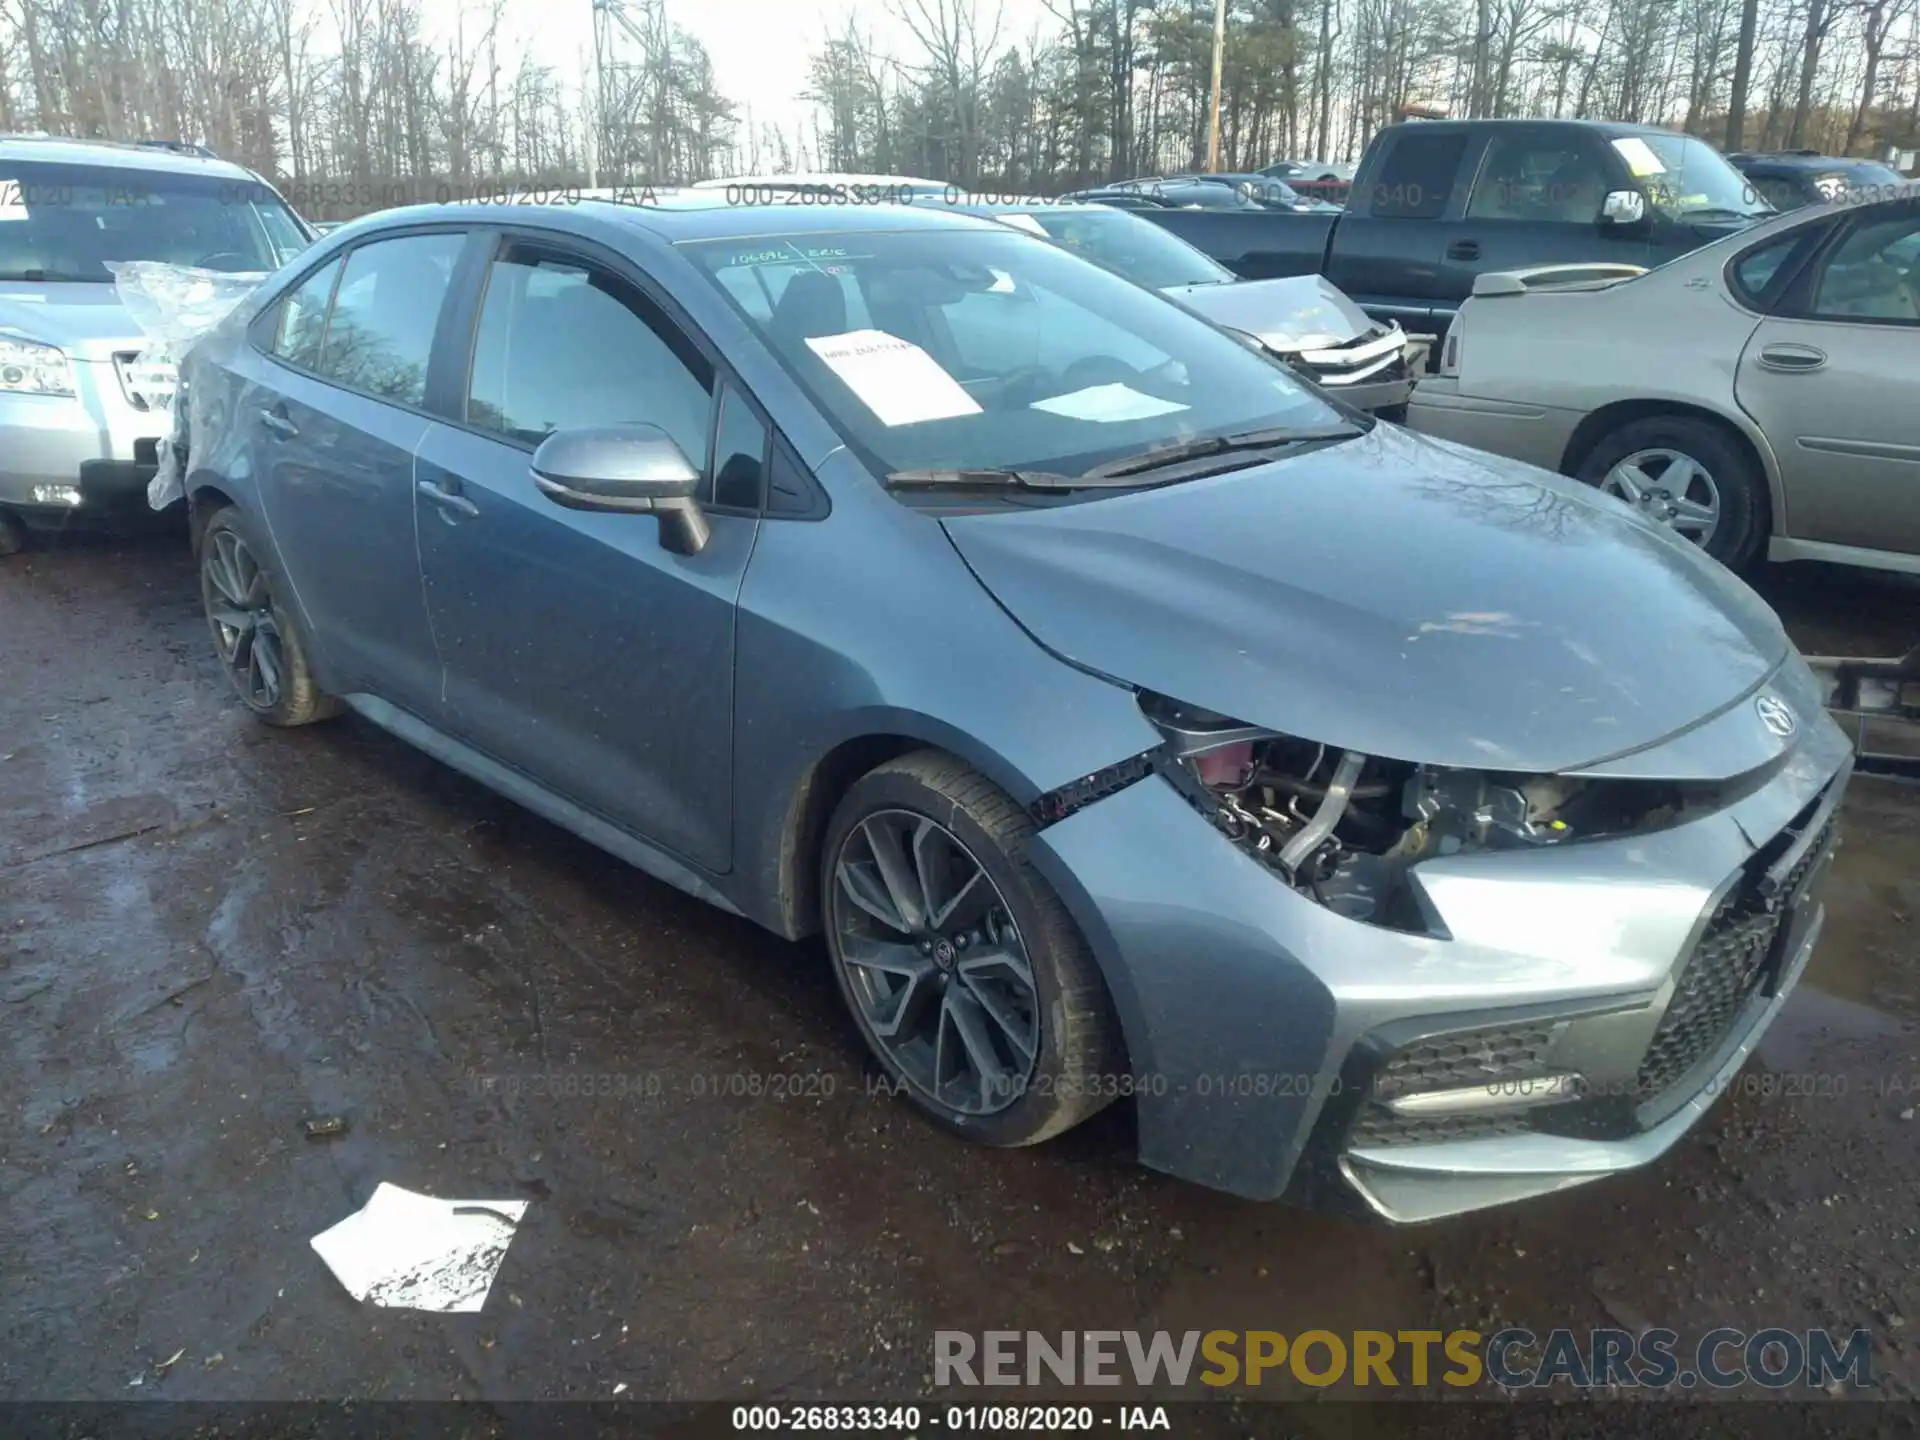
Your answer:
(1446, 240), (1481, 261)
(259, 407), (298, 439)
(417, 478), (479, 519)
(1757, 342), (1828, 372)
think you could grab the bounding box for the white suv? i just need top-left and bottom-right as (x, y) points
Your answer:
(0, 136), (309, 554)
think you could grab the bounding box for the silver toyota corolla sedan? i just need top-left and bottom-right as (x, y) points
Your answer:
(176, 194), (1850, 1223)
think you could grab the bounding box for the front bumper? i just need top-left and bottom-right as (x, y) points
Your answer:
(1028, 657), (1852, 1220)
(0, 354), (170, 516)
(1280, 329), (1415, 415)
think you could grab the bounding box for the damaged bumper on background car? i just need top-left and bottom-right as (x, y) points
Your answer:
(1167, 273), (1417, 417)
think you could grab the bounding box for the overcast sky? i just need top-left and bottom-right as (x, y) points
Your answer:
(490, 0), (1060, 162)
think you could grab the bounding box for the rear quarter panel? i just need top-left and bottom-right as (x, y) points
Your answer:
(1445, 269), (1773, 479)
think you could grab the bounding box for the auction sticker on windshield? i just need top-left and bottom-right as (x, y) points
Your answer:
(805, 329), (984, 427)
(1032, 382), (1189, 423)
(1610, 137), (1667, 178)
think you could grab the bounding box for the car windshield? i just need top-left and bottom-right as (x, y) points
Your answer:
(0, 160), (308, 282)
(1610, 134), (1773, 220)
(1809, 162), (1908, 200)
(997, 207), (1234, 289)
(687, 227), (1343, 486)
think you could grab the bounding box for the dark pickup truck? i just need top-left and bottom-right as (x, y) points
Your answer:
(1126, 119), (1773, 342)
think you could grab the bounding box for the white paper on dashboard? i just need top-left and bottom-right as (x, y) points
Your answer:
(1611, 137), (1666, 178)
(805, 329), (983, 427)
(1030, 383), (1189, 423)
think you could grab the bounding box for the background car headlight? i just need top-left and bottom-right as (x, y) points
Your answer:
(0, 336), (76, 396)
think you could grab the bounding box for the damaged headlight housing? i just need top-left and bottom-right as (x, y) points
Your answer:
(1139, 692), (1693, 934)
(0, 334), (75, 397)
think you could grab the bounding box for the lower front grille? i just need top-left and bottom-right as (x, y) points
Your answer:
(1371, 1021), (1559, 1100)
(1635, 809), (1838, 1103)
(1349, 1106), (1533, 1149)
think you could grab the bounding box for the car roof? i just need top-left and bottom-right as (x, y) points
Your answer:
(0, 133), (260, 180)
(953, 198), (1103, 216)
(343, 193), (1011, 246)
(690, 173), (950, 191)
(1383, 117), (1691, 140)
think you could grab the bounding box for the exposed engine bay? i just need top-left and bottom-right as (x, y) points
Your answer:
(1141, 693), (1699, 932)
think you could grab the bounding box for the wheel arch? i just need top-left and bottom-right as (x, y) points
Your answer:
(767, 719), (1047, 942)
(187, 478), (342, 694)
(185, 479), (238, 559)
(1558, 399), (1781, 540)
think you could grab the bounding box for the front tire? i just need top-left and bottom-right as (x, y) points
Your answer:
(1575, 414), (1766, 568)
(198, 506), (341, 727)
(821, 750), (1124, 1148)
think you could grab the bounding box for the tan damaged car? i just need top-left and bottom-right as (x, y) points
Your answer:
(1408, 192), (1920, 572)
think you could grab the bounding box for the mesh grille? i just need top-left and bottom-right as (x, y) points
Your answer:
(1349, 1106), (1534, 1149)
(1635, 812), (1837, 1102)
(1371, 1021), (1558, 1101)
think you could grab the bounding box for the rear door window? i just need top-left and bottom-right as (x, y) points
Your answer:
(1368, 132), (1468, 219)
(1807, 214), (1920, 324)
(268, 258), (342, 370)
(314, 232), (464, 406)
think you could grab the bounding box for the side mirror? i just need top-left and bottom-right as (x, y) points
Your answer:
(530, 424), (711, 555)
(1600, 189), (1648, 228)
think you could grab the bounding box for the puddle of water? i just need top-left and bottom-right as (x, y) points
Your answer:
(1800, 777), (1920, 1020)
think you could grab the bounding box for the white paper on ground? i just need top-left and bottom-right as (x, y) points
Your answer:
(1030, 382), (1189, 423)
(310, 1182), (529, 1313)
(804, 329), (983, 427)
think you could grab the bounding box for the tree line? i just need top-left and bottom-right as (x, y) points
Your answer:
(0, 0), (1914, 216)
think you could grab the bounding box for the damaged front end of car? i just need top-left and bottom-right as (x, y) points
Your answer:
(1137, 690), (1716, 936)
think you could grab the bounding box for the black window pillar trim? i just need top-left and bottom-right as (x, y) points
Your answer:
(422, 228), (501, 424)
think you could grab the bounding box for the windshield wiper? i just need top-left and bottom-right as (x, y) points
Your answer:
(1077, 423), (1364, 481)
(885, 423), (1365, 493)
(886, 466), (1080, 491)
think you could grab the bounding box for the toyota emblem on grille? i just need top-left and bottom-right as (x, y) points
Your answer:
(1756, 695), (1797, 738)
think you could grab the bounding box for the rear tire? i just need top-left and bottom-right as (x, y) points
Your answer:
(821, 749), (1124, 1148)
(198, 506), (341, 727)
(0, 508), (27, 557)
(1575, 414), (1766, 569)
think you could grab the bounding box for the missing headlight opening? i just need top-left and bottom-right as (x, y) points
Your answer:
(1139, 692), (1696, 932)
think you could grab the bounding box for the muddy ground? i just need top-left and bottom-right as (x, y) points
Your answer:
(1, 527), (1917, 1422)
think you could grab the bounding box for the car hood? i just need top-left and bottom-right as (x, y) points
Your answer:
(1164, 274), (1372, 351)
(941, 423), (1790, 776)
(0, 282), (145, 360)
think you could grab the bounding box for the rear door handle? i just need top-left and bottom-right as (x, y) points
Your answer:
(258, 407), (298, 439)
(1757, 342), (1828, 372)
(1446, 240), (1481, 261)
(417, 477), (479, 519)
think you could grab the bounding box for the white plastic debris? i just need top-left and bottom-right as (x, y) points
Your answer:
(309, 1182), (529, 1313)
(105, 261), (268, 510)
